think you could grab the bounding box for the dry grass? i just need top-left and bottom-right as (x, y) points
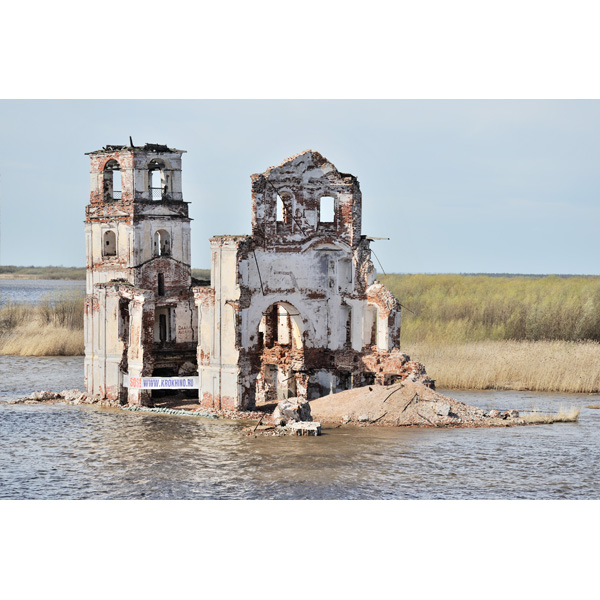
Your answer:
(520, 405), (581, 424)
(0, 291), (84, 356)
(404, 340), (600, 393)
(0, 323), (83, 356)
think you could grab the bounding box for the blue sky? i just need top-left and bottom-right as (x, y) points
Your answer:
(1, 99), (599, 274)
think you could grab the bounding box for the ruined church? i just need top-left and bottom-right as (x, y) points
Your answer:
(84, 144), (425, 409)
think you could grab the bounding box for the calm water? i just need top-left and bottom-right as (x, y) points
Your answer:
(0, 279), (85, 305)
(1, 354), (599, 500)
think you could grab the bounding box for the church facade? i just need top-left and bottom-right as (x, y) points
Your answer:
(84, 144), (426, 409)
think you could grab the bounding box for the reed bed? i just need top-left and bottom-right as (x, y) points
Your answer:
(520, 405), (581, 424)
(404, 340), (600, 393)
(0, 291), (84, 356)
(3, 273), (600, 394)
(381, 273), (600, 343)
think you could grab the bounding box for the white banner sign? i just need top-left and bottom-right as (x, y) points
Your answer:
(124, 376), (199, 389)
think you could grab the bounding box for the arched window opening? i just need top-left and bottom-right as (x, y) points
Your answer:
(262, 304), (291, 348)
(364, 305), (378, 348)
(256, 302), (306, 406)
(157, 273), (165, 296)
(103, 230), (117, 257)
(148, 159), (167, 200)
(103, 160), (121, 201)
(154, 307), (174, 344)
(319, 196), (335, 223)
(276, 193), (292, 225)
(153, 229), (171, 257)
(259, 303), (304, 350)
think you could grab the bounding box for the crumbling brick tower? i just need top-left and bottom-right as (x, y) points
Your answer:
(195, 150), (418, 411)
(84, 143), (197, 405)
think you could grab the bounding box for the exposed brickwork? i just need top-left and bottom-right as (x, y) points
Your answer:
(195, 150), (431, 411)
(84, 144), (197, 407)
(85, 145), (430, 412)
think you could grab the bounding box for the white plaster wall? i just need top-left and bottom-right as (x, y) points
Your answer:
(85, 289), (125, 398)
(130, 218), (190, 266)
(198, 301), (213, 356)
(241, 246), (360, 351)
(198, 242), (241, 406)
(251, 247), (358, 294)
(175, 302), (197, 343)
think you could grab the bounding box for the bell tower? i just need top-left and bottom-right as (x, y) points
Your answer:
(84, 142), (197, 405)
(84, 142), (189, 291)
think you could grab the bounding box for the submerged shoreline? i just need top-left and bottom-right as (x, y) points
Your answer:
(7, 383), (581, 429)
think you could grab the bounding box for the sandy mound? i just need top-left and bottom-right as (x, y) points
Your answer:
(309, 381), (497, 427)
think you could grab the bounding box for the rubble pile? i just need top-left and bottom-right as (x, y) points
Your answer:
(243, 397), (321, 436)
(309, 380), (522, 428)
(12, 384), (527, 431)
(7, 390), (120, 407)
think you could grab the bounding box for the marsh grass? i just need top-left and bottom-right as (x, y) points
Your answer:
(381, 273), (600, 343)
(0, 290), (84, 356)
(520, 405), (581, 424)
(3, 271), (600, 395)
(379, 274), (600, 392)
(404, 340), (600, 393)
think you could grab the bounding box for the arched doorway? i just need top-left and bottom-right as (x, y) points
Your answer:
(153, 229), (171, 257)
(254, 302), (308, 406)
(103, 230), (117, 257)
(148, 159), (167, 200)
(103, 159), (121, 201)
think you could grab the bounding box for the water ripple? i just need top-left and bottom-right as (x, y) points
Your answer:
(2, 359), (600, 499)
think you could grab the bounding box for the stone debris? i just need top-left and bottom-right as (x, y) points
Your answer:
(11, 384), (525, 432)
(486, 409), (520, 420)
(436, 403), (450, 417)
(61, 389), (87, 405)
(30, 391), (60, 401)
(244, 397), (321, 436)
(287, 421), (322, 436)
(268, 397), (313, 426)
(309, 380), (525, 428)
(8, 390), (94, 405)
